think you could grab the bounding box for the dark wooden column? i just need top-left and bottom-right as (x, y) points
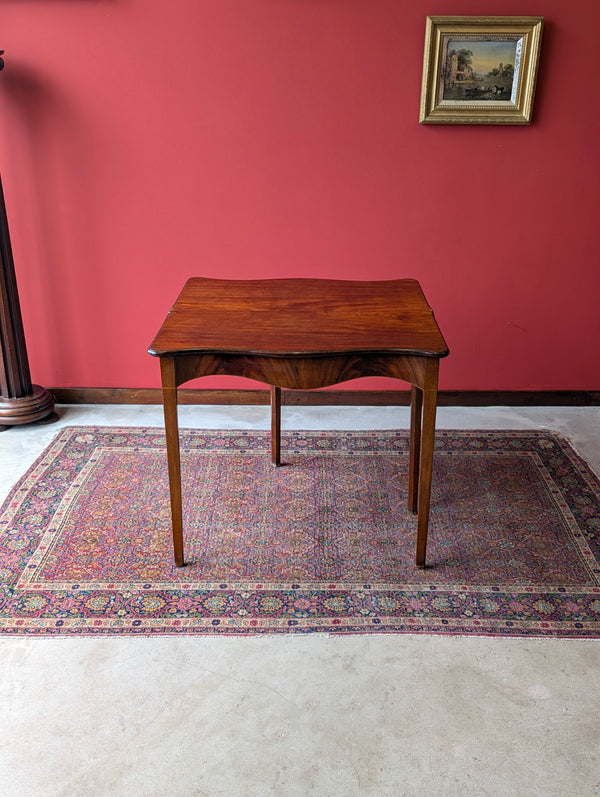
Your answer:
(0, 48), (55, 428)
(0, 173), (55, 427)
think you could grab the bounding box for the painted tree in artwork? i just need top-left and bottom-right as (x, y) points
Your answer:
(453, 49), (474, 70)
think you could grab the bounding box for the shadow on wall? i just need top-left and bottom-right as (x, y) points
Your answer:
(0, 58), (105, 381)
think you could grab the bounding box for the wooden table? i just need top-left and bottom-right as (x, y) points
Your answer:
(148, 278), (449, 568)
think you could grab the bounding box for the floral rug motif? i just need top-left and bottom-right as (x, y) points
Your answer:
(1, 426), (600, 636)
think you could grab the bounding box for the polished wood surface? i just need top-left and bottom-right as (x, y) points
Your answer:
(149, 277), (448, 359)
(149, 278), (449, 569)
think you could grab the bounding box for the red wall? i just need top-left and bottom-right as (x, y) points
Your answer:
(1, 1), (599, 392)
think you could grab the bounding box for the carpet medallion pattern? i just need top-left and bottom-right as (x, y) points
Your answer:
(1, 426), (600, 636)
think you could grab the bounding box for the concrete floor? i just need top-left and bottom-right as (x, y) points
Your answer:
(1, 404), (599, 797)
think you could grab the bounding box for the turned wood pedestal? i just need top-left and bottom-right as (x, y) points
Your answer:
(0, 175), (55, 430)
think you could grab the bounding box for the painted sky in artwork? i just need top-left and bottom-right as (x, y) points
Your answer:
(447, 39), (519, 74)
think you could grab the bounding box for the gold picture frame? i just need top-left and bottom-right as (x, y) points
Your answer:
(419, 16), (544, 125)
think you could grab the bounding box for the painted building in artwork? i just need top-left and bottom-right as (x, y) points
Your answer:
(448, 52), (475, 82)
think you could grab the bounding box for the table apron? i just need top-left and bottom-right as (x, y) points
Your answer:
(163, 352), (437, 391)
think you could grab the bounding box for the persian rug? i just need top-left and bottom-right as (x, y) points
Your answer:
(1, 426), (600, 637)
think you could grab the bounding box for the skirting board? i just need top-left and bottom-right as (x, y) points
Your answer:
(50, 388), (600, 407)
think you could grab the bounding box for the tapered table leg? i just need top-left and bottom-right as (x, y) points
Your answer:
(408, 385), (422, 514)
(270, 385), (281, 466)
(415, 367), (439, 568)
(161, 360), (185, 567)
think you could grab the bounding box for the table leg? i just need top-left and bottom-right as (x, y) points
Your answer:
(161, 376), (185, 567)
(408, 385), (422, 513)
(415, 383), (438, 568)
(270, 385), (281, 466)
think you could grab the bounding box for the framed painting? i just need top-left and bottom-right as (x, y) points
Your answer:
(419, 16), (544, 125)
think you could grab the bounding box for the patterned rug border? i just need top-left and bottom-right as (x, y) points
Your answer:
(2, 425), (600, 638)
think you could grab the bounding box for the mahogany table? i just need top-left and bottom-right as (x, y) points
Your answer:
(148, 278), (449, 568)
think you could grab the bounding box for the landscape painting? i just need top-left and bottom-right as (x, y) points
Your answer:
(440, 37), (522, 103)
(419, 17), (544, 125)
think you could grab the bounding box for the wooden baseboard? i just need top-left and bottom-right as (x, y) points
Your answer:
(49, 387), (600, 407)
